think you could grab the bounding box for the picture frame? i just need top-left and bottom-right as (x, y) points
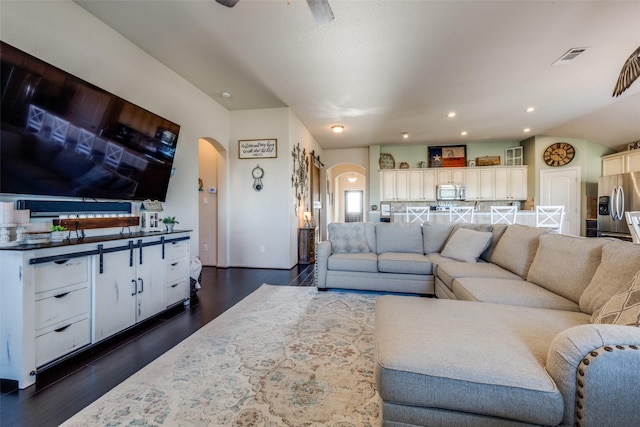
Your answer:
(428, 145), (467, 168)
(238, 139), (278, 159)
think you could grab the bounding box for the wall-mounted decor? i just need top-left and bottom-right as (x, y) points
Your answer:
(476, 156), (501, 166)
(238, 139), (277, 159)
(291, 143), (309, 205)
(428, 145), (466, 167)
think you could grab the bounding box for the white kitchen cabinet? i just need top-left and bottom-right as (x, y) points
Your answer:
(602, 150), (640, 176)
(407, 170), (437, 201)
(421, 170), (437, 201)
(0, 231), (190, 389)
(380, 170), (408, 201)
(437, 168), (465, 184)
(494, 166), (528, 200)
(465, 168), (496, 201)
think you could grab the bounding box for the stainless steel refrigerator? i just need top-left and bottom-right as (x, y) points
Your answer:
(597, 172), (640, 240)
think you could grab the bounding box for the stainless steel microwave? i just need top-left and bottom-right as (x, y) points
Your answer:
(436, 184), (466, 201)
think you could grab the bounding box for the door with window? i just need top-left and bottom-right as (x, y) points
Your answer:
(345, 190), (363, 222)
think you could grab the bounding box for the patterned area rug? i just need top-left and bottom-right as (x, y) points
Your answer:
(61, 285), (381, 426)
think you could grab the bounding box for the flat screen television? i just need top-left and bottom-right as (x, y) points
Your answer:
(0, 41), (181, 201)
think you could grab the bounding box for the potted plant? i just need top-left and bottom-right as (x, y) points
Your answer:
(50, 225), (67, 242)
(162, 216), (179, 233)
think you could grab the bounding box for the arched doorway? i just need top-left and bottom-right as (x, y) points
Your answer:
(326, 164), (367, 224)
(198, 138), (227, 266)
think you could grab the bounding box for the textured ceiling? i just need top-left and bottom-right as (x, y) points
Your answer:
(76, 0), (640, 151)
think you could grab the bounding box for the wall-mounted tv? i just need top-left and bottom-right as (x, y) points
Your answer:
(0, 41), (181, 201)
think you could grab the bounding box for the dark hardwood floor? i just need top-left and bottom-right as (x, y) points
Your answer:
(1, 264), (315, 427)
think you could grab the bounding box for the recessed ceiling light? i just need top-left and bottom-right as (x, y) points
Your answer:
(331, 125), (344, 133)
(447, 112), (457, 118)
(221, 91), (232, 98)
(401, 132), (409, 139)
(526, 107), (535, 113)
(523, 128), (531, 133)
(460, 131), (468, 136)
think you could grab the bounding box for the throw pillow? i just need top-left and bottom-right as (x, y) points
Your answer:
(440, 228), (492, 262)
(489, 224), (548, 278)
(527, 234), (608, 304)
(328, 222), (369, 253)
(591, 270), (640, 327)
(579, 240), (640, 314)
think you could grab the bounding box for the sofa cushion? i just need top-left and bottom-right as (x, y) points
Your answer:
(580, 240), (640, 314)
(328, 222), (370, 253)
(364, 222), (377, 253)
(375, 297), (589, 425)
(421, 222), (454, 254)
(453, 278), (581, 311)
(489, 224), (548, 278)
(527, 234), (608, 304)
(436, 260), (522, 290)
(481, 223), (507, 261)
(378, 252), (432, 275)
(376, 223), (423, 254)
(591, 270), (640, 326)
(327, 252), (378, 273)
(440, 228), (492, 262)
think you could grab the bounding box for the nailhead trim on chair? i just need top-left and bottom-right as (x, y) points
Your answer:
(574, 344), (639, 427)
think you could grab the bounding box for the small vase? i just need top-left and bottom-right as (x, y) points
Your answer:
(51, 231), (65, 242)
(165, 224), (174, 233)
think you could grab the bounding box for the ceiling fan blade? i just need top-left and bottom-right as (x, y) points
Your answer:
(216, 0), (240, 7)
(306, 0), (334, 25)
(613, 46), (640, 97)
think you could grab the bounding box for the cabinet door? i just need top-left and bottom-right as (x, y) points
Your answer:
(508, 167), (528, 200)
(436, 169), (452, 184)
(494, 168), (510, 200)
(93, 249), (136, 342)
(408, 171), (423, 200)
(625, 150), (640, 173)
(464, 168), (480, 200)
(421, 170), (437, 201)
(136, 243), (165, 322)
(451, 168), (465, 184)
(395, 171), (409, 200)
(602, 154), (624, 176)
(380, 171), (396, 201)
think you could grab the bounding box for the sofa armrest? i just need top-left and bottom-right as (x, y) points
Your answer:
(314, 240), (331, 289)
(546, 324), (640, 427)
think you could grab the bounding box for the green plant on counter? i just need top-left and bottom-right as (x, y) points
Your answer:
(50, 225), (68, 232)
(162, 216), (179, 225)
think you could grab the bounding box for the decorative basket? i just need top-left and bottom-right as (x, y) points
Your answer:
(476, 156), (501, 166)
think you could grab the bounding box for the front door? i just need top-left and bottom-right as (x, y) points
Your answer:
(345, 190), (363, 222)
(539, 167), (581, 236)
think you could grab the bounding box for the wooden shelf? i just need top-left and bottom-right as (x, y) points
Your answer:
(53, 216), (139, 231)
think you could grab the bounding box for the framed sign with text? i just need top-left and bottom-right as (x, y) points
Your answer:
(238, 139), (278, 159)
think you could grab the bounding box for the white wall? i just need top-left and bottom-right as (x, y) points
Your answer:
(0, 1), (231, 257)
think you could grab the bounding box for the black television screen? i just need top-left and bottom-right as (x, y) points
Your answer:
(0, 41), (181, 201)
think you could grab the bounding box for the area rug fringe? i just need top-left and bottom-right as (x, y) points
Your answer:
(60, 284), (381, 426)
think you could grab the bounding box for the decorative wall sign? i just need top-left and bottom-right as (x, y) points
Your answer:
(428, 145), (466, 167)
(238, 139), (277, 159)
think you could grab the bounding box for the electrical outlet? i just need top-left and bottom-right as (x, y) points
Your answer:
(260, 245), (266, 253)
(203, 243), (208, 252)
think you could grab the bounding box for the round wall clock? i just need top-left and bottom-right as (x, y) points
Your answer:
(543, 142), (575, 167)
(252, 165), (264, 191)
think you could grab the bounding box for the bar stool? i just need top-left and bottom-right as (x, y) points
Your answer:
(626, 211), (640, 244)
(535, 205), (565, 234)
(490, 205), (518, 225)
(406, 206), (430, 224)
(449, 206), (474, 223)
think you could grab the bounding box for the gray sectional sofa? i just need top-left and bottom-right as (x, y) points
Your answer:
(315, 221), (640, 426)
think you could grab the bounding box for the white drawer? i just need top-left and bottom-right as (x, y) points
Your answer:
(34, 257), (90, 294)
(166, 281), (187, 307)
(35, 318), (90, 367)
(165, 259), (188, 284)
(165, 240), (188, 261)
(35, 287), (90, 331)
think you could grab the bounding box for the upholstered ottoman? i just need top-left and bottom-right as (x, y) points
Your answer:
(374, 296), (590, 426)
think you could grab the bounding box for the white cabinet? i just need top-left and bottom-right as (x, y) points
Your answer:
(0, 231), (190, 389)
(494, 167), (528, 200)
(602, 150), (640, 176)
(407, 170), (437, 201)
(380, 170), (408, 200)
(465, 168), (496, 200)
(437, 168), (465, 184)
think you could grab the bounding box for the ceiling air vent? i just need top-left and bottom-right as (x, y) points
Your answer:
(553, 47), (588, 65)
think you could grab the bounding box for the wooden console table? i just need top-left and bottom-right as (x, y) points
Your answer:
(298, 227), (317, 264)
